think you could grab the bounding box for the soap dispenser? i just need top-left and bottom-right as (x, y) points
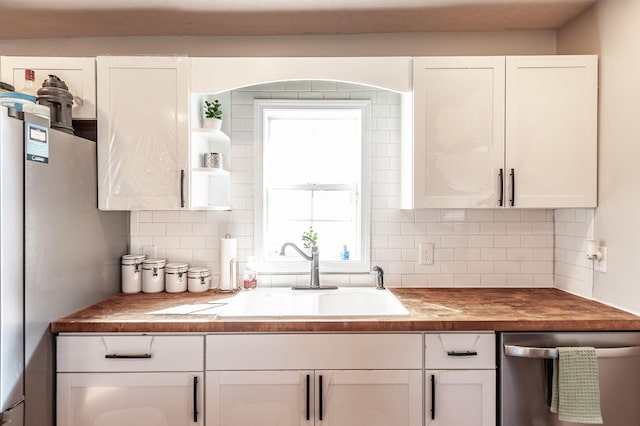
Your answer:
(341, 245), (350, 261)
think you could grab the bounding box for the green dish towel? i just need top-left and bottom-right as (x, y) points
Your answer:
(551, 346), (603, 424)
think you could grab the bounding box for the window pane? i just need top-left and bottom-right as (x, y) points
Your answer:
(312, 190), (356, 222)
(267, 190), (311, 221)
(257, 101), (369, 271)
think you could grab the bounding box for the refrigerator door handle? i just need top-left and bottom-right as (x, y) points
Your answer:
(1, 396), (24, 425)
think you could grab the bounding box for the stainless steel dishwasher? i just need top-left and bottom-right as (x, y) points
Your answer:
(499, 332), (640, 425)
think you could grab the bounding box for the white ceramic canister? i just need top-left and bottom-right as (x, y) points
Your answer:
(165, 262), (189, 293)
(187, 267), (211, 293)
(142, 258), (167, 293)
(121, 254), (146, 294)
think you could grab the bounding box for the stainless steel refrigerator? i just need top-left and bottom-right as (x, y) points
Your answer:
(0, 106), (128, 426)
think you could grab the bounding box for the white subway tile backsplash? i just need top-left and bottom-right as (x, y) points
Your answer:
(152, 211), (180, 223)
(441, 235), (468, 248)
(494, 209), (521, 222)
(507, 222), (533, 234)
(454, 248), (481, 261)
(507, 248), (533, 261)
(128, 83), (567, 290)
(139, 223), (165, 236)
(494, 235), (521, 248)
(166, 223), (193, 236)
(468, 209), (495, 222)
(453, 223), (480, 234)
(481, 248), (507, 261)
(480, 222), (506, 234)
(415, 209), (441, 223)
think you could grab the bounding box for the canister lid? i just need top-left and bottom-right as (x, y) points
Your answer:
(187, 266), (210, 278)
(121, 254), (146, 265)
(165, 262), (189, 273)
(142, 258), (167, 268)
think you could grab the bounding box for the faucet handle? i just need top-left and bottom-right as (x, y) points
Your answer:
(373, 265), (385, 290)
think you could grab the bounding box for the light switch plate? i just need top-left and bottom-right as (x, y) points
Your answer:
(594, 246), (607, 273)
(419, 243), (434, 265)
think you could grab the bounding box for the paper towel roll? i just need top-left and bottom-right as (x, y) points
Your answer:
(220, 235), (237, 291)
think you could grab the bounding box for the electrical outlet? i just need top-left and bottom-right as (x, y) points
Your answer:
(419, 243), (434, 265)
(594, 246), (607, 273)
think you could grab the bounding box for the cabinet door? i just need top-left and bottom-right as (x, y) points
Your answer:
(97, 56), (189, 210)
(426, 370), (495, 426)
(57, 372), (203, 426)
(206, 370), (313, 426)
(318, 370), (422, 426)
(0, 56), (96, 118)
(410, 57), (505, 208)
(506, 55), (598, 208)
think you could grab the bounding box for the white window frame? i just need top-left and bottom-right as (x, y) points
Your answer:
(254, 99), (372, 274)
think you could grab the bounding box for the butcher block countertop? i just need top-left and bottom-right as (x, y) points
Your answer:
(50, 288), (640, 334)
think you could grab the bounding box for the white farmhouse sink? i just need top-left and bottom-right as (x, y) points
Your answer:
(217, 287), (410, 319)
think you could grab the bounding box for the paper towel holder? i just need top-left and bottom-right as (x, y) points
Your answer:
(229, 258), (239, 291)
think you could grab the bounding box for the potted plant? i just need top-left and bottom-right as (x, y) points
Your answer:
(203, 99), (222, 130)
(301, 226), (318, 250)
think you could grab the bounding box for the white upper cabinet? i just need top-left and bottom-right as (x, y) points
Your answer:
(191, 57), (413, 94)
(0, 56), (96, 118)
(505, 55), (598, 208)
(409, 56), (505, 209)
(97, 56), (190, 210)
(406, 54), (598, 209)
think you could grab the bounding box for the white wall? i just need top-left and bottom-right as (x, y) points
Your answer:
(557, 0), (640, 313)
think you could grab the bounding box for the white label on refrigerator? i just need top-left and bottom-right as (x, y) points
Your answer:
(25, 122), (49, 163)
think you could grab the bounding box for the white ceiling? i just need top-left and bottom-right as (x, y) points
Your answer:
(0, 0), (597, 39)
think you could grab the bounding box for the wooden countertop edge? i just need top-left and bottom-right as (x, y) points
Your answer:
(51, 319), (640, 334)
(49, 288), (640, 334)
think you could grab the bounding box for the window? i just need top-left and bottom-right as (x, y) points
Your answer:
(254, 99), (371, 273)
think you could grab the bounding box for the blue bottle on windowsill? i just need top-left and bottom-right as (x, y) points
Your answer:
(341, 245), (350, 261)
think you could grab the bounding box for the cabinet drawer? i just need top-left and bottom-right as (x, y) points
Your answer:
(57, 335), (204, 372)
(207, 333), (422, 370)
(425, 333), (495, 369)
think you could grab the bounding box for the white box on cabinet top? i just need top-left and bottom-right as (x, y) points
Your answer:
(97, 56), (189, 210)
(406, 55), (597, 209)
(0, 56), (96, 119)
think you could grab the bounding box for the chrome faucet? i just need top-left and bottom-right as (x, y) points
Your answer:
(279, 237), (337, 290)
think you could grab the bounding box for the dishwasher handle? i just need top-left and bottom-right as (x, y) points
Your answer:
(504, 344), (640, 359)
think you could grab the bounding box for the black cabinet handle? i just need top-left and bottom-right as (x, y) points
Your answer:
(306, 374), (310, 421)
(509, 168), (515, 207)
(431, 374), (436, 420)
(193, 376), (199, 422)
(498, 168), (504, 207)
(319, 374), (323, 421)
(104, 354), (151, 359)
(447, 350), (478, 357)
(180, 169), (185, 208)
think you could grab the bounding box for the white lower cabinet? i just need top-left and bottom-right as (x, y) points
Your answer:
(425, 333), (496, 426)
(56, 332), (497, 426)
(317, 369), (422, 426)
(205, 333), (423, 426)
(206, 370), (313, 426)
(206, 369), (421, 426)
(56, 335), (205, 426)
(426, 369), (495, 426)
(57, 372), (204, 426)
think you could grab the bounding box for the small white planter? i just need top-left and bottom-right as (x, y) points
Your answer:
(203, 117), (222, 130)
